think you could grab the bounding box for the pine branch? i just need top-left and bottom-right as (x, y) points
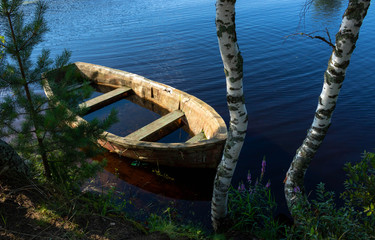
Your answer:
(3, 123), (20, 134)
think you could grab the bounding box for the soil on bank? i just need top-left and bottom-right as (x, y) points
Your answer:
(0, 174), (170, 240)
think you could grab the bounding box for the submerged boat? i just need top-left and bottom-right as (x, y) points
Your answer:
(43, 62), (227, 168)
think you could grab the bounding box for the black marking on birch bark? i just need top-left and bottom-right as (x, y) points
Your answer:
(217, 25), (226, 38)
(217, 24), (237, 42)
(334, 47), (344, 58)
(231, 13), (235, 25)
(214, 180), (228, 191)
(327, 65), (344, 77)
(236, 130), (247, 135)
(346, 0), (369, 21)
(243, 115), (248, 123)
(236, 53), (243, 72)
(227, 54), (234, 60)
(355, 21), (363, 27)
(228, 106), (238, 111)
(229, 74), (243, 83)
(316, 104), (336, 118)
(224, 43), (232, 49)
(308, 132), (326, 142)
(316, 106), (336, 119)
(348, 44), (357, 55)
(333, 60), (350, 69)
(229, 87), (241, 90)
(328, 94), (339, 99)
(312, 125), (330, 133)
(319, 97), (323, 105)
(305, 139), (320, 151)
(223, 164), (234, 172)
(230, 118), (239, 125)
(223, 152), (233, 159)
(216, 166), (233, 179)
(227, 95), (245, 104)
(315, 112), (324, 120)
(299, 146), (315, 158)
(216, 19), (224, 25)
(325, 70), (344, 85)
(232, 136), (245, 142)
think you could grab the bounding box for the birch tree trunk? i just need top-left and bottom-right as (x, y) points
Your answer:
(285, 0), (371, 211)
(211, 0), (248, 231)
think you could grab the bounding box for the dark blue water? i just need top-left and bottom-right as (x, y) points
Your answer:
(4, 0), (375, 224)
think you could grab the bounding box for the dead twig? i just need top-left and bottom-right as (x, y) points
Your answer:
(285, 28), (335, 49)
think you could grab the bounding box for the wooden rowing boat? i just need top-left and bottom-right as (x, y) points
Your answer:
(43, 62), (227, 168)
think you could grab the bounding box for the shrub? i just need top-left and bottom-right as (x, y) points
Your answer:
(289, 151), (375, 239)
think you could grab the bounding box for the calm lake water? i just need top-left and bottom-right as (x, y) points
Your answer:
(3, 0), (375, 225)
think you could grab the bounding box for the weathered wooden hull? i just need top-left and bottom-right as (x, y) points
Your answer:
(44, 62), (227, 168)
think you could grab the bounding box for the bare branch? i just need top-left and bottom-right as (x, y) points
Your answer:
(285, 28), (335, 49)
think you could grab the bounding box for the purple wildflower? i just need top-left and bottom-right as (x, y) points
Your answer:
(266, 180), (271, 188)
(238, 182), (246, 192)
(240, 183), (246, 192)
(293, 186), (301, 193)
(247, 171), (251, 183)
(261, 159), (266, 176)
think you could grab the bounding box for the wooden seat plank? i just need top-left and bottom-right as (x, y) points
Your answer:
(124, 110), (185, 142)
(79, 87), (131, 113)
(186, 132), (206, 143)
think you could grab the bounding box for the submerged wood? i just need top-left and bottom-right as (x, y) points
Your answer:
(43, 62), (227, 168)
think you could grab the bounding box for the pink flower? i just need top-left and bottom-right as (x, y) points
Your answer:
(293, 186), (301, 193)
(266, 181), (271, 188)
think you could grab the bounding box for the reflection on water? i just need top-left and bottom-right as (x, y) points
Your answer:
(314, 0), (344, 14)
(83, 151), (215, 226)
(91, 152), (215, 201)
(311, 0), (345, 25)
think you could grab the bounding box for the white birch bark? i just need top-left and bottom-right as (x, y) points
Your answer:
(285, 0), (371, 211)
(211, 0), (248, 231)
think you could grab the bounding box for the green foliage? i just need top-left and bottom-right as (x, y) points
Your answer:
(0, 0), (117, 191)
(147, 208), (207, 240)
(227, 159), (286, 239)
(289, 152), (375, 239)
(89, 187), (130, 216)
(341, 151), (375, 214)
(0, 35), (4, 59)
(289, 183), (364, 240)
(341, 151), (375, 236)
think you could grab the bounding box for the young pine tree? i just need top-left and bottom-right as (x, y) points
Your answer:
(0, 0), (117, 190)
